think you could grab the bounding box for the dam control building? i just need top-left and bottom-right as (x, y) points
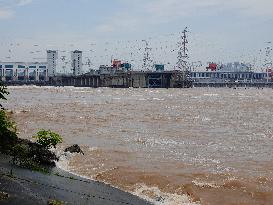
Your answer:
(47, 50), (58, 77)
(0, 50), (77, 82)
(71, 50), (83, 76)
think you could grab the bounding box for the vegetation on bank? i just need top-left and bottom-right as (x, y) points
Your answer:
(47, 199), (65, 205)
(0, 83), (63, 170)
(0, 84), (17, 154)
(33, 129), (63, 149)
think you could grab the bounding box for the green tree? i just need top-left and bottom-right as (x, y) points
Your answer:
(33, 130), (63, 149)
(0, 83), (17, 153)
(0, 110), (17, 139)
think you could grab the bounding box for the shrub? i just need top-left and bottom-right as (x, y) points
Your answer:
(11, 141), (58, 170)
(0, 110), (17, 153)
(0, 83), (17, 153)
(47, 199), (64, 205)
(33, 130), (63, 149)
(11, 144), (30, 165)
(0, 110), (17, 135)
(0, 83), (9, 109)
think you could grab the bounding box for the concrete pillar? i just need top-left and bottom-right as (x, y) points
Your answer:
(1, 69), (6, 82)
(45, 69), (49, 81)
(35, 69), (39, 81)
(13, 69), (18, 81)
(160, 74), (162, 88)
(24, 68), (29, 81)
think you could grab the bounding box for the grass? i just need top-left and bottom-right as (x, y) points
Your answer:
(47, 199), (65, 205)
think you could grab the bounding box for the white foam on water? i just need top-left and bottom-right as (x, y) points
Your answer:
(55, 149), (99, 181)
(152, 98), (165, 101)
(192, 180), (220, 189)
(203, 93), (219, 97)
(55, 148), (76, 172)
(55, 149), (202, 205)
(133, 184), (201, 205)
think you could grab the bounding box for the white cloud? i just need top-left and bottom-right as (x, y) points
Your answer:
(96, 0), (273, 36)
(0, 0), (33, 7)
(15, 0), (33, 6)
(96, 24), (115, 33)
(0, 0), (32, 19)
(142, 0), (273, 20)
(0, 8), (13, 19)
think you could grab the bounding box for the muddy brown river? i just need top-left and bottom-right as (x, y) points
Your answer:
(4, 86), (273, 205)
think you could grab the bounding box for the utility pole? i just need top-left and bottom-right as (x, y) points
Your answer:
(142, 40), (153, 71)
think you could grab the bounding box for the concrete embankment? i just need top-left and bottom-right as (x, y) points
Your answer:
(0, 155), (152, 205)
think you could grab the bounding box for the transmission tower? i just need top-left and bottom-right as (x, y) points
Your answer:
(176, 27), (189, 72)
(264, 42), (272, 83)
(142, 40), (153, 71)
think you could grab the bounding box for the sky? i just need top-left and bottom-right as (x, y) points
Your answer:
(0, 0), (273, 72)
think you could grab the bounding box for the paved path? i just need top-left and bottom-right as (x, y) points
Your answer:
(0, 155), (152, 205)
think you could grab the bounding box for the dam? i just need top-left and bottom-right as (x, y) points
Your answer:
(48, 71), (192, 88)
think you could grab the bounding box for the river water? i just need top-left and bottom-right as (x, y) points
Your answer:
(4, 86), (273, 205)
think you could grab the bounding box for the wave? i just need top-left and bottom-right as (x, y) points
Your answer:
(55, 147), (200, 205)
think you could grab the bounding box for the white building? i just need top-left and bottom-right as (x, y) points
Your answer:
(71, 50), (82, 76)
(0, 62), (48, 82)
(47, 50), (58, 77)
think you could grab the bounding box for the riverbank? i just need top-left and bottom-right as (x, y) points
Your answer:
(0, 154), (152, 205)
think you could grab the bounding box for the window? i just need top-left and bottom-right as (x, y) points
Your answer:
(5, 65), (13, 68)
(18, 65), (25, 68)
